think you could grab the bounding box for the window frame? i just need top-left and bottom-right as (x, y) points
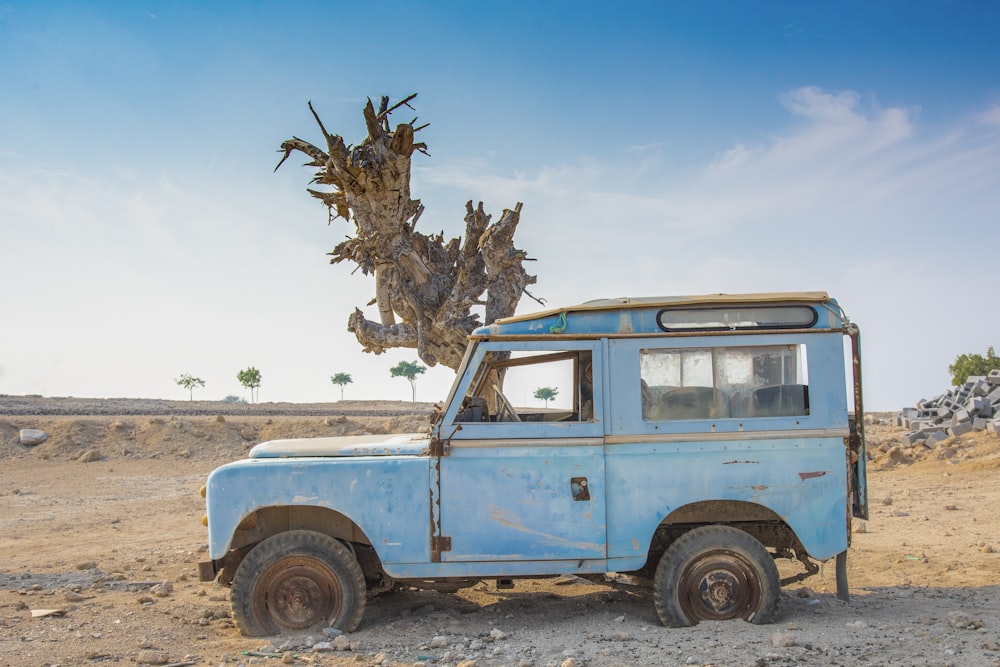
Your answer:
(443, 339), (605, 441)
(607, 332), (847, 437)
(638, 344), (810, 422)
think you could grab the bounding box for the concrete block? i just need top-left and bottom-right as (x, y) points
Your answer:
(937, 406), (953, 419)
(987, 420), (1000, 435)
(973, 379), (990, 397)
(927, 431), (949, 445)
(901, 431), (928, 445)
(988, 369), (1000, 385)
(951, 409), (971, 424)
(973, 417), (988, 431)
(942, 398), (963, 411)
(948, 421), (974, 437)
(966, 397), (991, 415)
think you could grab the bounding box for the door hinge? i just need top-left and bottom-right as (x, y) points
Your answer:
(430, 425), (460, 457)
(429, 437), (447, 457)
(430, 535), (451, 562)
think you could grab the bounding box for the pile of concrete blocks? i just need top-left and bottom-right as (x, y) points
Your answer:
(896, 369), (1000, 446)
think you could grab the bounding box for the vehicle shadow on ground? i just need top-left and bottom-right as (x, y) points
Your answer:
(362, 580), (658, 626)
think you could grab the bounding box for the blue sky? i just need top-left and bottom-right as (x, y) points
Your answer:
(1, 1), (999, 409)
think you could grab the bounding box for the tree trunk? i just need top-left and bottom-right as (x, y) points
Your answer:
(276, 95), (538, 372)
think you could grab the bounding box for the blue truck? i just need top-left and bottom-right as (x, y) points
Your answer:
(200, 292), (868, 635)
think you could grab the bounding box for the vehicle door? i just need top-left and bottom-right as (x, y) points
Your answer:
(435, 340), (607, 563)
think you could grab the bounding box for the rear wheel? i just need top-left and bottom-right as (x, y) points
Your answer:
(231, 530), (366, 636)
(654, 525), (779, 627)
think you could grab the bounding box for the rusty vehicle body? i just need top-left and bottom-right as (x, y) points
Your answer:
(200, 292), (868, 635)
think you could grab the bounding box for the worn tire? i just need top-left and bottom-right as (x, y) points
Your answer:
(230, 530), (366, 637)
(653, 525), (780, 627)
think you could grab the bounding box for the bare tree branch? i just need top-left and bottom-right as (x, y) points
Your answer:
(277, 94), (537, 371)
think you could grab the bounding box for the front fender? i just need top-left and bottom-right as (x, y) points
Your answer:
(205, 456), (432, 565)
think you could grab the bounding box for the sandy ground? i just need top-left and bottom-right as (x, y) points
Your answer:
(1, 399), (1000, 667)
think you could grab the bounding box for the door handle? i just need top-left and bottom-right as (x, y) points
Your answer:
(570, 477), (590, 501)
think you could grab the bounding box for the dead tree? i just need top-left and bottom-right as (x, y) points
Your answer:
(276, 94), (537, 371)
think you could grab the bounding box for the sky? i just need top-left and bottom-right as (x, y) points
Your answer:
(1, 1), (999, 410)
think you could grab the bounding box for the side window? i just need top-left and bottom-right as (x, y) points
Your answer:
(640, 345), (808, 421)
(455, 349), (596, 424)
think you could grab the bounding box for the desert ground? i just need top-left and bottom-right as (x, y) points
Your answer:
(1, 396), (999, 667)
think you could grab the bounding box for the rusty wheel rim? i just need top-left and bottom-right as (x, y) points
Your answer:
(679, 550), (762, 622)
(254, 556), (343, 631)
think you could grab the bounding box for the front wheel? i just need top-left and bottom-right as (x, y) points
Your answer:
(654, 525), (780, 627)
(230, 530), (366, 636)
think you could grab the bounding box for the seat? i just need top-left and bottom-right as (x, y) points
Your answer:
(750, 384), (809, 417)
(657, 386), (724, 420)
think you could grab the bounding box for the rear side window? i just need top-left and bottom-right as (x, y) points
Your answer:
(656, 306), (817, 332)
(640, 345), (808, 421)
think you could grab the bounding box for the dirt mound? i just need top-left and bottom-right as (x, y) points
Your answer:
(865, 417), (1000, 470)
(0, 394), (435, 417)
(0, 396), (435, 462)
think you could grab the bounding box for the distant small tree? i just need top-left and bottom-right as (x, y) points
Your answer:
(175, 373), (205, 401)
(533, 386), (559, 408)
(948, 346), (1000, 386)
(237, 367), (262, 403)
(222, 395), (246, 403)
(331, 372), (353, 400)
(390, 360), (426, 402)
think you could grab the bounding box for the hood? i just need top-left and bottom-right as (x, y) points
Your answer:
(248, 433), (431, 459)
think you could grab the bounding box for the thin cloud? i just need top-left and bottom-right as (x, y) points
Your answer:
(974, 104), (1000, 127)
(426, 87), (942, 224)
(779, 87), (865, 124)
(419, 86), (998, 255)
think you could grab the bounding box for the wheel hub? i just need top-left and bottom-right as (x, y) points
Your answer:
(700, 569), (742, 613)
(257, 559), (342, 631)
(680, 552), (761, 621)
(274, 574), (328, 626)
